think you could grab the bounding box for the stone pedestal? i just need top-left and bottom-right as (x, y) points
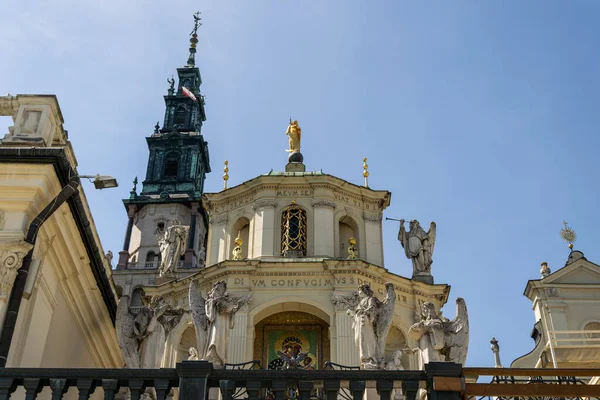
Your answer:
(184, 248), (195, 268)
(413, 273), (434, 285)
(117, 251), (129, 270)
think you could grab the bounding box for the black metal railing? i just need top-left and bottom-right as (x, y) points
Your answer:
(1, 363), (599, 400)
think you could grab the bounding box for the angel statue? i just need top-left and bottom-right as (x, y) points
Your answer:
(167, 76), (175, 90)
(285, 119), (301, 153)
(134, 295), (185, 368)
(115, 295), (140, 368)
(156, 220), (189, 277)
(335, 282), (396, 369)
(398, 219), (436, 279)
(408, 298), (469, 368)
(189, 280), (251, 368)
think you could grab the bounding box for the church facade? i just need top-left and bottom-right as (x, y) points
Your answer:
(111, 18), (460, 373)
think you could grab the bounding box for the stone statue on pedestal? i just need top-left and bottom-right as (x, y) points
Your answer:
(134, 295), (185, 368)
(408, 298), (469, 368)
(398, 219), (436, 283)
(188, 280), (251, 368)
(333, 283), (396, 369)
(156, 221), (189, 277)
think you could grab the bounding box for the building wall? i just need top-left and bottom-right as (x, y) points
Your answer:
(0, 163), (122, 368)
(0, 95), (122, 369)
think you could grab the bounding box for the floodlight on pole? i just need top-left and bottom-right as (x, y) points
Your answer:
(78, 174), (119, 190)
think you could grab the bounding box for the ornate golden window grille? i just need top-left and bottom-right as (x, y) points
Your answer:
(281, 206), (307, 256)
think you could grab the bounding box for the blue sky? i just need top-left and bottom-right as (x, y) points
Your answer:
(2, 1), (600, 368)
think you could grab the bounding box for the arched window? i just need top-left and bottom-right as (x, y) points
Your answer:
(281, 205), (307, 257)
(584, 322), (600, 339)
(174, 106), (186, 126)
(338, 216), (359, 258)
(230, 217), (250, 259)
(164, 153), (179, 179)
(145, 251), (155, 268)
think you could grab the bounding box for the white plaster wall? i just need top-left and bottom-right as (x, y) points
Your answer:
(39, 289), (96, 368)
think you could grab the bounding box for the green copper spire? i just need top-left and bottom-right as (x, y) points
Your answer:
(186, 11), (202, 68)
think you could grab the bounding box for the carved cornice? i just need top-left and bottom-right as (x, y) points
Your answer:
(0, 241), (34, 298)
(363, 213), (382, 224)
(312, 200), (336, 210)
(209, 214), (228, 225)
(252, 200), (278, 211)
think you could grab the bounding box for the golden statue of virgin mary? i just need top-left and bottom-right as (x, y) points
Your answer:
(285, 119), (301, 153)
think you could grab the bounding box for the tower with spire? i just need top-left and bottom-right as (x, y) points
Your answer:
(114, 13), (211, 296)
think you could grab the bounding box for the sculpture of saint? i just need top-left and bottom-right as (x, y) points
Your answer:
(115, 295), (140, 368)
(398, 219), (436, 276)
(134, 295), (184, 368)
(285, 120), (301, 153)
(385, 349), (404, 371)
(339, 283), (395, 369)
(189, 280), (251, 368)
(187, 347), (199, 361)
(156, 221), (189, 277)
(408, 298), (469, 368)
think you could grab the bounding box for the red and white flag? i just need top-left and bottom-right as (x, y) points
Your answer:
(182, 86), (197, 102)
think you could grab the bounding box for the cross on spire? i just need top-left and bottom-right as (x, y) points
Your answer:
(187, 11), (202, 67)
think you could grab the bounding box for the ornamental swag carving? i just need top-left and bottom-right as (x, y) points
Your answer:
(0, 241), (34, 298)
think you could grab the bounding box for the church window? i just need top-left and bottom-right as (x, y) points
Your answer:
(164, 153), (179, 178)
(281, 205), (307, 256)
(157, 222), (165, 231)
(174, 106), (186, 125)
(145, 251), (156, 268)
(584, 322), (600, 339)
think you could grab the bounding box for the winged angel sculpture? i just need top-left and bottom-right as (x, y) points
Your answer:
(333, 283), (396, 369)
(189, 280), (251, 368)
(408, 298), (469, 367)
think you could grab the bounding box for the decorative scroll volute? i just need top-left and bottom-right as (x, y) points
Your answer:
(0, 241), (34, 298)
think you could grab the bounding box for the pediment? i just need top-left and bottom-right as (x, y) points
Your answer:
(544, 260), (600, 285)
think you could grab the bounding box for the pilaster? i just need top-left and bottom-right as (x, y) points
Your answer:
(312, 201), (335, 257)
(252, 202), (277, 258)
(363, 214), (383, 266)
(334, 309), (359, 367)
(228, 309), (248, 364)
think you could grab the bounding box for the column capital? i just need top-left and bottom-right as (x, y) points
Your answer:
(0, 241), (34, 298)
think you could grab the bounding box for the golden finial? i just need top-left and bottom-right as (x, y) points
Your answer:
(232, 231), (243, 260)
(348, 237), (358, 260)
(223, 160), (229, 190)
(362, 157), (369, 188)
(560, 221), (576, 250)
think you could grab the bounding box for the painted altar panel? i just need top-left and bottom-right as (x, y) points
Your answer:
(265, 325), (320, 370)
